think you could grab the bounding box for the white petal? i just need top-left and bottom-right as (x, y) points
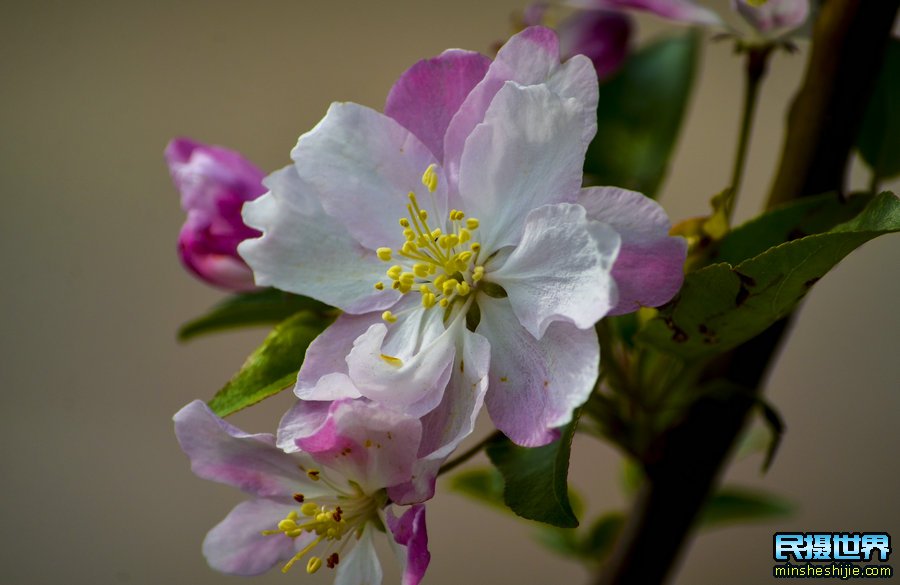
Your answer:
(333, 527), (384, 585)
(239, 166), (398, 313)
(292, 102), (448, 251)
(477, 298), (599, 447)
(490, 203), (620, 339)
(457, 82), (591, 252)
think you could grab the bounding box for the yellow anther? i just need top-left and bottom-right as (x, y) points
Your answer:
(286, 528), (303, 538)
(473, 266), (485, 281)
(403, 228), (415, 241)
(418, 209), (428, 221)
(374, 282), (384, 290)
(422, 293), (436, 308)
(307, 557), (323, 574)
(439, 298), (449, 307)
(399, 272), (415, 286)
(466, 218), (480, 230)
(438, 235), (449, 248)
(399, 218), (410, 228)
(387, 265), (402, 280)
(457, 251), (473, 263)
(279, 518), (298, 531)
(430, 228), (442, 239)
(376, 247), (392, 261)
(442, 279), (459, 296)
(391, 281), (401, 290)
(471, 242), (481, 253)
(413, 264), (430, 278)
(382, 311), (398, 323)
(457, 281), (471, 296)
(422, 164), (439, 193)
(301, 503), (319, 516)
(419, 284), (431, 294)
(380, 354), (403, 367)
(307, 469), (321, 481)
(459, 228), (471, 243)
(433, 274), (447, 289)
(445, 234), (459, 248)
(401, 241), (418, 255)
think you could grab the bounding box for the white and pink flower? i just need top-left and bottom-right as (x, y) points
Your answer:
(238, 26), (685, 447)
(174, 399), (431, 585)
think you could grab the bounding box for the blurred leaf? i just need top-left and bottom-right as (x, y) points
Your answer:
(637, 192), (900, 360)
(179, 288), (331, 341)
(208, 312), (325, 417)
(699, 486), (794, 529)
(582, 513), (626, 560)
(584, 30), (700, 197)
(758, 399), (785, 473)
(486, 414), (581, 528)
(714, 192), (873, 265)
(449, 468), (506, 511)
(857, 39), (900, 182)
(620, 457), (644, 495)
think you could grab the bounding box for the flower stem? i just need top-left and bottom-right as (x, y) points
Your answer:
(722, 45), (772, 224)
(438, 431), (503, 477)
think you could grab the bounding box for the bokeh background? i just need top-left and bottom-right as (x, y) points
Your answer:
(2, 1), (898, 584)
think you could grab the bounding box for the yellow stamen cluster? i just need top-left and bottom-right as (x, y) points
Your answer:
(374, 166), (485, 316)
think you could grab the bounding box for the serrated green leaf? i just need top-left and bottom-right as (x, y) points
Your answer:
(857, 39), (900, 182)
(449, 468), (506, 511)
(714, 192), (873, 265)
(179, 288), (331, 341)
(699, 486), (794, 529)
(637, 192), (900, 360)
(584, 31), (700, 197)
(207, 312), (325, 417)
(486, 415), (581, 528)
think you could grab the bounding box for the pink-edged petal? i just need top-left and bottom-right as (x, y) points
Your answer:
(294, 311), (385, 401)
(490, 203), (620, 339)
(477, 298), (599, 447)
(732, 0), (809, 34)
(173, 400), (323, 498)
(386, 506), (430, 585)
(275, 399), (333, 453)
(291, 102), (448, 251)
(578, 187), (686, 315)
(239, 166), (398, 314)
(295, 399), (423, 493)
(385, 49), (492, 161)
(345, 307), (456, 417)
(333, 526), (383, 585)
(558, 9), (633, 80)
(443, 26), (599, 183)
(202, 499), (313, 576)
(388, 324), (490, 504)
(571, 0), (724, 26)
(457, 82), (592, 252)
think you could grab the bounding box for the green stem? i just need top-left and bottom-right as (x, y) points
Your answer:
(723, 45), (772, 224)
(437, 431), (503, 477)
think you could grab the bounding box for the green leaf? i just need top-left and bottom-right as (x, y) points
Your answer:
(637, 192), (900, 360)
(582, 513), (626, 560)
(584, 31), (700, 197)
(207, 312), (325, 417)
(449, 468), (506, 511)
(857, 39), (900, 182)
(179, 288), (331, 341)
(699, 486), (794, 529)
(486, 415), (581, 528)
(714, 192), (873, 265)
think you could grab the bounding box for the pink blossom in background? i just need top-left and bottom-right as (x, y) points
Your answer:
(165, 138), (265, 292)
(174, 399), (431, 585)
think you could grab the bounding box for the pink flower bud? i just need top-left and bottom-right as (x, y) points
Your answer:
(165, 137), (265, 291)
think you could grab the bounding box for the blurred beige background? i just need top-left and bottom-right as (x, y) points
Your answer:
(1, 1), (897, 584)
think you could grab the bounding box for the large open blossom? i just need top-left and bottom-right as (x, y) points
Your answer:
(165, 137), (265, 291)
(239, 26), (685, 447)
(174, 399), (430, 585)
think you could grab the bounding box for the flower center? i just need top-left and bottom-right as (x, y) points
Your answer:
(374, 165), (484, 322)
(263, 469), (381, 574)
